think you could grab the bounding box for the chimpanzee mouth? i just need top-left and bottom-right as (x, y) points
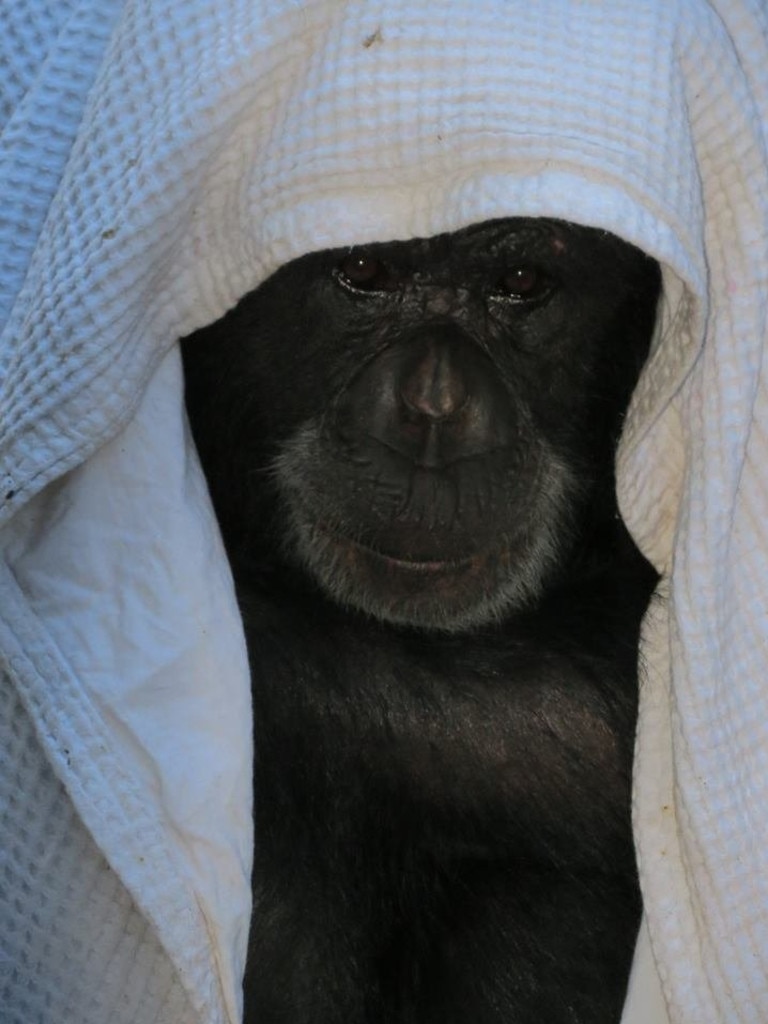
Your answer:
(375, 551), (468, 573)
(308, 526), (526, 630)
(353, 543), (482, 577)
(285, 511), (558, 630)
(317, 524), (480, 575)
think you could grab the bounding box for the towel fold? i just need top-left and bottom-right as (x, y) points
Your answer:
(2, 2), (767, 1021)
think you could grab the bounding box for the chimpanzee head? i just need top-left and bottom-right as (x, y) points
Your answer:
(181, 218), (660, 631)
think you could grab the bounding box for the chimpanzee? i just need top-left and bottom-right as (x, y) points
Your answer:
(180, 217), (661, 1024)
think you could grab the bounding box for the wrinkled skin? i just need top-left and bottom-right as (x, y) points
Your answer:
(181, 218), (661, 1024)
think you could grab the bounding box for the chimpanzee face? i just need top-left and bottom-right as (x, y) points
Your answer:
(182, 218), (660, 631)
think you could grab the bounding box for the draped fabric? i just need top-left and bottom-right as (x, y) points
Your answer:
(1, 2), (767, 1020)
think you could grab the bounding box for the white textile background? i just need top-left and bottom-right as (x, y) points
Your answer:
(1, 1), (767, 1022)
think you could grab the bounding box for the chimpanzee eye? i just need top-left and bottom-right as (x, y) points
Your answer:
(334, 252), (401, 293)
(492, 266), (549, 302)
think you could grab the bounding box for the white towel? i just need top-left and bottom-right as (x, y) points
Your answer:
(1, 1), (766, 1021)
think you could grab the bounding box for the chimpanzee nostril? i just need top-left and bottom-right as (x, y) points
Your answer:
(399, 341), (469, 421)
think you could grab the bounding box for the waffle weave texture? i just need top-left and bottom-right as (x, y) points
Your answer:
(1, 1), (767, 1022)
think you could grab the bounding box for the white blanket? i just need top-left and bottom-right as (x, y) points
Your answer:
(1, 1), (767, 1021)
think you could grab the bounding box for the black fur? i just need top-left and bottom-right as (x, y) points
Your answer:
(180, 218), (661, 1024)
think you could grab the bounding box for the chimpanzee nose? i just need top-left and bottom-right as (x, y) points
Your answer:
(334, 326), (512, 468)
(398, 340), (468, 421)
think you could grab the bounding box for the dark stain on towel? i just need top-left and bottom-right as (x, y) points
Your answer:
(363, 27), (384, 48)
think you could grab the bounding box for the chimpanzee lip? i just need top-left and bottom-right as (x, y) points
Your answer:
(365, 547), (472, 573)
(320, 524), (479, 574)
(300, 518), (531, 629)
